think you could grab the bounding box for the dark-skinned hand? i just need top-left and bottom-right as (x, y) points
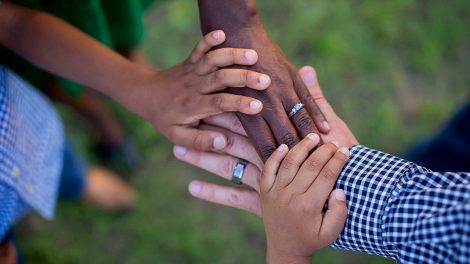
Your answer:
(198, 0), (330, 161)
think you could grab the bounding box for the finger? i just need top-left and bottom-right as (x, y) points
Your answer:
(283, 95), (318, 139)
(297, 67), (330, 133)
(299, 66), (324, 101)
(203, 112), (247, 136)
(261, 144), (288, 193)
(188, 180), (261, 216)
(199, 124), (263, 170)
(188, 30), (226, 64)
(306, 146), (350, 208)
(196, 48), (259, 75)
(201, 69), (270, 93)
(174, 145), (261, 191)
(170, 126), (227, 151)
(274, 133), (320, 189)
(290, 142), (339, 193)
(197, 93), (264, 117)
(237, 113), (277, 162)
(319, 189), (348, 244)
(263, 107), (300, 149)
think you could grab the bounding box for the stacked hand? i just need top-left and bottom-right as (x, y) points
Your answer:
(262, 136), (349, 263)
(173, 66), (358, 215)
(198, 0), (332, 161)
(126, 30), (271, 151)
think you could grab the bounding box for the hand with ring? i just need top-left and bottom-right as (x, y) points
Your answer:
(198, 0), (331, 161)
(173, 66), (358, 216)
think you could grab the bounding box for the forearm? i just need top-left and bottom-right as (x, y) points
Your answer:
(0, 3), (149, 107)
(197, 0), (270, 49)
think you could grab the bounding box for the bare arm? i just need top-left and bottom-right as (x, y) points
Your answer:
(0, 2), (272, 151)
(198, 0), (329, 160)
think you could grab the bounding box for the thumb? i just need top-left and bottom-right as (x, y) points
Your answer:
(319, 189), (348, 244)
(172, 127), (227, 151)
(298, 66), (324, 100)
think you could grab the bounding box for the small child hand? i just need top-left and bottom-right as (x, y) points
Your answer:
(135, 30), (271, 151)
(261, 134), (349, 264)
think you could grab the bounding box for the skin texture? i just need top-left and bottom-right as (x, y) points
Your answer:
(262, 138), (348, 264)
(173, 66), (358, 216)
(198, 0), (330, 161)
(0, 3), (271, 151)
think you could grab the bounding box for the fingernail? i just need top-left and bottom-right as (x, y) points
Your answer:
(302, 71), (315, 85)
(174, 145), (187, 157)
(189, 182), (202, 194)
(212, 31), (220, 40)
(213, 136), (226, 149)
(258, 75), (270, 86)
(334, 189), (346, 201)
(250, 100), (262, 110)
(244, 50), (256, 62)
(339, 147), (350, 156)
(276, 144), (286, 152)
(322, 121), (330, 131)
(331, 141), (340, 147)
(306, 133), (319, 142)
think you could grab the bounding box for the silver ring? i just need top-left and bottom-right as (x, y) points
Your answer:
(231, 159), (248, 185)
(288, 103), (304, 118)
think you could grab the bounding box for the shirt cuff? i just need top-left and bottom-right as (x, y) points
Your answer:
(330, 145), (415, 258)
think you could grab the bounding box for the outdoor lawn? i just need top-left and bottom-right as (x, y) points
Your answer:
(17, 0), (470, 263)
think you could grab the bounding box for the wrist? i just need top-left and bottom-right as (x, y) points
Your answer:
(266, 247), (312, 264)
(198, 0), (262, 35)
(103, 62), (155, 118)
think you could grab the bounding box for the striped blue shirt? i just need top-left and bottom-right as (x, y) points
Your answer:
(0, 66), (64, 239)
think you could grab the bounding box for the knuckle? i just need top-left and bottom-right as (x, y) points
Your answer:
(229, 48), (237, 62)
(222, 158), (236, 178)
(231, 117), (244, 133)
(304, 157), (321, 171)
(294, 199), (313, 213)
(260, 145), (276, 161)
(214, 70), (227, 84)
(234, 96), (243, 109)
(211, 94), (224, 109)
(180, 96), (193, 110)
(191, 132), (207, 149)
(334, 152), (348, 163)
(294, 112), (314, 130)
(202, 52), (214, 65)
(238, 70), (249, 84)
(228, 191), (241, 205)
(321, 166), (337, 181)
(224, 134), (236, 151)
(279, 192), (295, 206)
(281, 133), (298, 149)
(279, 156), (296, 171)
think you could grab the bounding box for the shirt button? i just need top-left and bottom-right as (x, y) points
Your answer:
(12, 167), (20, 177)
(26, 184), (33, 193)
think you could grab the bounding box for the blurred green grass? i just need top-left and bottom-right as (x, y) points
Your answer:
(17, 0), (470, 263)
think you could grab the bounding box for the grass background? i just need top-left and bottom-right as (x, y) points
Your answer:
(17, 0), (470, 263)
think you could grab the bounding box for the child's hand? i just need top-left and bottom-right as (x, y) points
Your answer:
(261, 134), (349, 264)
(130, 30), (270, 151)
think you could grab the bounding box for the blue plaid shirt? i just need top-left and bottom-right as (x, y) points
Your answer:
(0, 66), (64, 239)
(332, 145), (470, 263)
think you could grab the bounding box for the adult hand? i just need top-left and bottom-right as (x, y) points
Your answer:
(173, 66), (358, 216)
(125, 30), (272, 151)
(198, 0), (330, 161)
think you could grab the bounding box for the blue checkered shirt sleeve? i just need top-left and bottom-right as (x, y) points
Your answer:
(0, 67), (64, 239)
(331, 145), (470, 263)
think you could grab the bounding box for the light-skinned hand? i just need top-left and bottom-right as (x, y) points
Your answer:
(261, 136), (348, 263)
